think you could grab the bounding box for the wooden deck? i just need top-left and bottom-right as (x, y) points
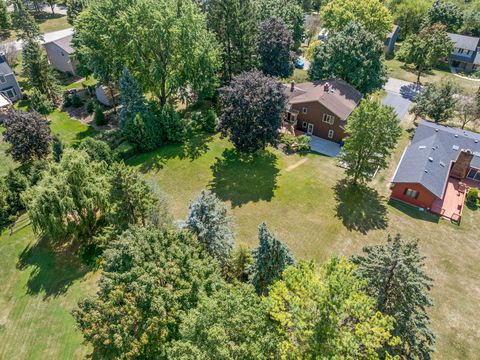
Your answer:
(431, 178), (467, 223)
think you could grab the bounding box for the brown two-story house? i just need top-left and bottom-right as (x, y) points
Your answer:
(284, 79), (362, 143)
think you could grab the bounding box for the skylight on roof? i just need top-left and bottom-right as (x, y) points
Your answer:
(419, 145), (426, 149)
(453, 145), (459, 150)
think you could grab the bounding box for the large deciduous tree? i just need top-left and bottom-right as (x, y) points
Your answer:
(398, 23), (454, 84)
(219, 71), (287, 153)
(11, 0), (41, 41)
(321, 0), (393, 39)
(340, 99), (401, 185)
(186, 190), (235, 268)
(393, 0), (431, 40)
(0, 0), (11, 33)
(266, 258), (396, 359)
(206, 0), (258, 82)
(411, 80), (458, 123)
(169, 283), (278, 359)
(424, 0), (463, 32)
(352, 234), (435, 359)
(67, 0), (86, 24)
(250, 223), (295, 295)
(309, 22), (387, 94)
(74, 0), (220, 106)
(73, 226), (222, 359)
(2, 110), (52, 163)
(258, 17), (295, 78)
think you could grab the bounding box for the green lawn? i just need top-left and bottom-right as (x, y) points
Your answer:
(1, 14), (70, 44)
(49, 110), (97, 146)
(385, 58), (479, 93)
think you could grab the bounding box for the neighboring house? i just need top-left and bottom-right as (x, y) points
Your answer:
(44, 35), (77, 75)
(447, 33), (480, 72)
(384, 24), (399, 55)
(317, 28), (329, 41)
(95, 85), (119, 106)
(0, 54), (22, 102)
(391, 121), (480, 222)
(284, 79), (362, 143)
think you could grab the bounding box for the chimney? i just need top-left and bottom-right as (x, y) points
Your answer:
(324, 82), (330, 92)
(450, 149), (474, 179)
(290, 81), (295, 92)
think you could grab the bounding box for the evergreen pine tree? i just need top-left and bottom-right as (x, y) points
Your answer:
(0, 0), (12, 32)
(12, 0), (41, 41)
(250, 222), (295, 295)
(351, 234), (436, 359)
(52, 135), (64, 163)
(119, 68), (148, 128)
(22, 40), (59, 100)
(186, 190), (235, 267)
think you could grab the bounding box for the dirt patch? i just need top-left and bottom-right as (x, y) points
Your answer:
(286, 158), (308, 172)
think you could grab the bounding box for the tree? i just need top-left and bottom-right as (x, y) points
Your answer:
(3, 110), (52, 163)
(73, 226), (222, 359)
(352, 234), (435, 359)
(11, 0), (41, 41)
(258, 17), (295, 78)
(456, 92), (480, 130)
(22, 40), (60, 100)
(322, 0), (393, 39)
(266, 259), (396, 359)
(224, 244), (253, 283)
(393, 0), (431, 40)
(250, 223), (295, 295)
(411, 81), (458, 123)
(52, 135), (64, 163)
(67, 0), (86, 24)
(398, 23), (454, 84)
(119, 68), (148, 128)
(206, 0), (258, 81)
(309, 22), (387, 94)
(305, 40), (321, 61)
(75, 0), (220, 106)
(340, 99), (401, 185)
(186, 190), (235, 267)
(461, 7), (480, 37)
(219, 71), (287, 153)
(23, 149), (110, 241)
(77, 137), (114, 165)
(108, 162), (158, 229)
(424, 0), (463, 32)
(169, 283), (278, 359)
(29, 88), (54, 115)
(305, 13), (321, 45)
(46, 0), (60, 14)
(0, 0), (12, 32)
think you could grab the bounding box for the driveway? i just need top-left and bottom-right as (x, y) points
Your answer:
(309, 136), (341, 157)
(382, 78), (421, 122)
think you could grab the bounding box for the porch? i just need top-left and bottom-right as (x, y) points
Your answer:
(280, 125), (341, 157)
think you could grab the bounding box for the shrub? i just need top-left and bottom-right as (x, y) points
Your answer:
(70, 93), (84, 107)
(202, 109), (218, 133)
(86, 100), (96, 114)
(94, 106), (107, 126)
(466, 188), (478, 208)
(113, 141), (137, 160)
(297, 135), (311, 153)
(161, 105), (186, 142)
(281, 133), (297, 153)
(30, 89), (54, 115)
(78, 138), (114, 165)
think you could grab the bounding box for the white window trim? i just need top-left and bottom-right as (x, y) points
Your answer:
(323, 113), (334, 125)
(405, 188), (419, 199)
(3, 88), (15, 99)
(302, 107), (308, 114)
(328, 129), (334, 139)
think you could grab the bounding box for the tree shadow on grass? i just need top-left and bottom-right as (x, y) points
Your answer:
(130, 131), (214, 174)
(16, 236), (90, 299)
(334, 179), (388, 234)
(209, 148), (280, 207)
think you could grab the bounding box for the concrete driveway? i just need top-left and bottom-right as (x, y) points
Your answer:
(309, 136), (341, 157)
(382, 78), (421, 121)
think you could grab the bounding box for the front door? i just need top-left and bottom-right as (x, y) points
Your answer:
(307, 123), (314, 135)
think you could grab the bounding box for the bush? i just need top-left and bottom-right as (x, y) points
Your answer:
(123, 112), (161, 152)
(281, 133), (297, 153)
(70, 93), (84, 107)
(161, 105), (186, 142)
(94, 106), (107, 126)
(466, 188), (478, 208)
(86, 100), (96, 114)
(113, 141), (136, 160)
(297, 135), (311, 153)
(30, 89), (54, 115)
(78, 138), (114, 165)
(202, 109), (218, 133)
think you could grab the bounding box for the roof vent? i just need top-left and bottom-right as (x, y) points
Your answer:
(424, 169), (428, 173)
(419, 145), (426, 149)
(435, 129), (439, 132)
(453, 145), (459, 150)
(474, 151), (480, 157)
(455, 134), (459, 138)
(475, 139), (479, 143)
(440, 161), (446, 167)
(428, 157), (433, 162)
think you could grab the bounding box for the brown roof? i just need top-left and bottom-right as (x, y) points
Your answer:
(284, 79), (362, 120)
(47, 35), (74, 54)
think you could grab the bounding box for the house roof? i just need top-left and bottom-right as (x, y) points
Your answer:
(284, 79), (362, 120)
(447, 33), (480, 52)
(46, 35), (74, 54)
(0, 57), (13, 76)
(392, 121), (480, 198)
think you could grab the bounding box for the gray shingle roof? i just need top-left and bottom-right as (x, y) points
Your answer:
(447, 33), (480, 52)
(0, 60), (13, 76)
(392, 121), (480, 198)
(46, 35), (74, 54)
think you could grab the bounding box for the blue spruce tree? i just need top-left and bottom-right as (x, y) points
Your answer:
(119, 68), (147, 128)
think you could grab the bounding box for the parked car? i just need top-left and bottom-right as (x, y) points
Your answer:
(295, 59), (305, 69)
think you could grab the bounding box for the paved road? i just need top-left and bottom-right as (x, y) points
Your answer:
(1, 28), (73, 51)
(7, 4), (67, 15)
(382, 78), (422, 122)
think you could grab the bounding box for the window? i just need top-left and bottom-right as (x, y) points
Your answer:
(458, 48), (464, 54)
(328, 130), (334, 139)
(404, 188), (419, 199)
(3, 88), (16, 99)
(0, 75), (5, 84)
(323, 114), (334, 124)
(467, 168), (480, 181)
(61, 51), (65, 57)
(302, 107), (308, 114)
(302, 121), (307, 129)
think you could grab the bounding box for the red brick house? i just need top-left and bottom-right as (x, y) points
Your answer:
(283, 79), (362, 143)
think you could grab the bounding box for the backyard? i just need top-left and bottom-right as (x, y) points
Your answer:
(0, 119), (479, 358)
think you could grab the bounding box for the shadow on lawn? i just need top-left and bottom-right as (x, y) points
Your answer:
(209, 148), (279, 207)
(334, 180), (388, 234)
(16, 236), (90, 299)
(131, 131), (214, 173)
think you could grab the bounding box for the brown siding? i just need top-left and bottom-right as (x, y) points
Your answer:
(390, 183), (438, 209)
(291, 101), (346, 143)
